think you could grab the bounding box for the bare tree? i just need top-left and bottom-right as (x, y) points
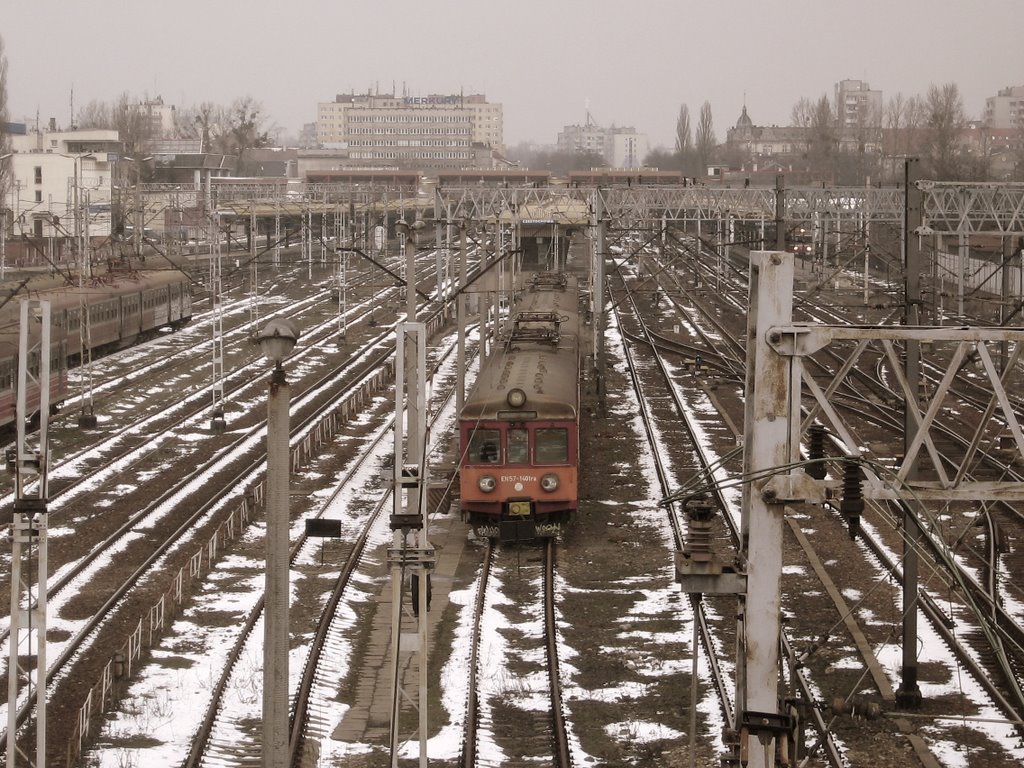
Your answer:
(0, 35), (10, 211)
(694, 101), (716, 175)
(790, 97), (815, 129)
(174, 102), (222, 150)
(675, 104), (692, 154)
(674, 104), (699, 175)
(924, 82), (967, 179)
(76, 92), (155, 163)
(807, 95), (837, 181)
(76, 99), (113, 130)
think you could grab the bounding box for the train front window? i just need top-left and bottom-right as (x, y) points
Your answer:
(507, 428), (528, 464)
(535, 428), (568, 464)
(468, 429), (501, 464)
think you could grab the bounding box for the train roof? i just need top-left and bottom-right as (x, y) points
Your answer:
(461, 274), (580, 422)
(0, 269), (189, 330)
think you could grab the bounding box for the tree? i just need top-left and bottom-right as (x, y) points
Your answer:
(174, 101), (221, 150)
(790, 97), (815, 129)
(0, 35), (10, 212)
(504, 143), (605, 175)
(807, 95), (837, 182)
(694, 101), (716, 175)
(675, 104), (692, 154)
(643, 147), (681, 171)
(923, 82), (967, 179)
(76, 99), (113, 130)
(674, 104), (700, 175)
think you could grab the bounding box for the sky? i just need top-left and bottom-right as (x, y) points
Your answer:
(3, 0), (1022, 149)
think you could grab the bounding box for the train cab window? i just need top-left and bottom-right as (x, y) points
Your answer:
(467, 429), (501, 464)
(507, 428), (529, 464)
(535, 428), (568, 464)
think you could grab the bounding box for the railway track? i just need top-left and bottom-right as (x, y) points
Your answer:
(634, 236), (1024, 760)
(1, 246), (474, 763)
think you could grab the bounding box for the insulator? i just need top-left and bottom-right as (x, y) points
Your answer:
(683, 494), (716, 563)
(839, 460), (864, 539)
(806, 424), (827, 480)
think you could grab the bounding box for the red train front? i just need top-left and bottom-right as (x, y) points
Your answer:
(459, 273), (580, 541)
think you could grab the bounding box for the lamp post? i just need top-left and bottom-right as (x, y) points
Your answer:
(256, 318), (299, 768)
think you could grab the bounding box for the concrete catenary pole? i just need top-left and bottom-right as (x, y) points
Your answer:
(738, 251), (795, 768)
(257, 319), (299, 768)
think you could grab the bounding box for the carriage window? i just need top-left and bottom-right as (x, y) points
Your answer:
(467, 429), (501, 464)
(535, 428), (568, 464)
(507, 429), (528, 464)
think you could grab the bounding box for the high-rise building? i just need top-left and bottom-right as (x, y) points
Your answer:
(835, 80), (883, 128)
(557, 113), (648, 169)
(984, 85), (1024, 129)
(315, 91), (504, 168)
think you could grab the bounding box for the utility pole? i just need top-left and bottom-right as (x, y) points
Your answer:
(736, 251), (796, 768)
(76, 158), (97, 428)
(896, 158), (924, 708)
(210, 213), (226, 432)
(7, 299), (52, 768)
(593, 189), (607, 407)
(255, 319), (299, 768)
(389, 218), (433, 767)
(774, 175), (786, 251)
(456, 221), (468, 419)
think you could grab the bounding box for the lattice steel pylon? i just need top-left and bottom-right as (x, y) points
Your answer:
(6, 300), (52, 768)
(210, 213), (227, 431)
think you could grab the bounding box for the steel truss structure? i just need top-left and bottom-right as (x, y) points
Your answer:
(122, 180), (1024, 237)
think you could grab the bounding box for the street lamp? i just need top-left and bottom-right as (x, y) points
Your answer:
(255, 317), (299, 768)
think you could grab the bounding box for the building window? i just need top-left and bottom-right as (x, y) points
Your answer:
(35, 190), (42, 203)
(34, 166), (42, 184)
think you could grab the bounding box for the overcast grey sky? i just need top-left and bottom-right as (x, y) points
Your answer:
(4, 1), (1022, 148)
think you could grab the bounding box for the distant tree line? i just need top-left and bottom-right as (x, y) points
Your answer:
(75, 93), (276, 176)
(645, 82), (1024, 184)
(504, 144), (606, 176)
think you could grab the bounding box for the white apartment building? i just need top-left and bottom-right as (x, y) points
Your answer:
(557, 117), (649, 169)
(316, 91), (504, 167)
(607, 129), (649, 169)
(984, 85), (1024, 129)
(6, 127), (121, 239)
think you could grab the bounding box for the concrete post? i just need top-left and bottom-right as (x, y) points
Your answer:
(263, 366), (290, 768)
(738, 251), (796, 768)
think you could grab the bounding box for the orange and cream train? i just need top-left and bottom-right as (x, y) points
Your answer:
(459, 272), (580, 541)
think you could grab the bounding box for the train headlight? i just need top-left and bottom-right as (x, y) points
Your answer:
(478, 475), (497, 493)
(540, 473), (559, 492)
(507, 388), (527, 408)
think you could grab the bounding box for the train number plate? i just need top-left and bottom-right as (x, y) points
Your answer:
(508, 501), (532, 517)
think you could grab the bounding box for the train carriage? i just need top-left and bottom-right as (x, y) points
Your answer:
(0, 269), (193, 430)
(459, 272), (581, 541)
